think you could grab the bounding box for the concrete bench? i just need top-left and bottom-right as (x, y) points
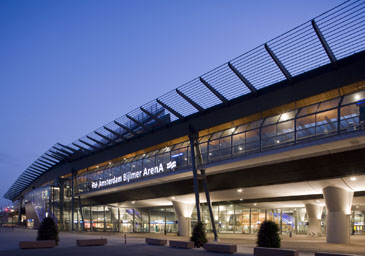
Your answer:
(254, 247), (298, 256)
(169, 240), (194, 249)
(76, 239), (107, 247)
(204, 243), (237, 254)
(145, 238), (167, 246)
(315, 253), (358, 256)
(19, 240), (56, 249)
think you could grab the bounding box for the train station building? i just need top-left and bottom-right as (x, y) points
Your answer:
(4, 0), (365, 244)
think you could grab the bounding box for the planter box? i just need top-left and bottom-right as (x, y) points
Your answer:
(19, 240), (56, 249)
(76, 239), (107, 247)
(254, 247), (298, 256)
(169, 240), (194, 249)
(204, 243), (237, 254)
(145, 238), (167, 246)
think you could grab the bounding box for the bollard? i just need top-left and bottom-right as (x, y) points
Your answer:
(124, 234), (127, 244)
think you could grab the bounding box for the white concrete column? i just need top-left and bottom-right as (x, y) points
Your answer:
(323, 186), (354, 244)
(172, 201), (195, 236)
(305, 203), (322, 236)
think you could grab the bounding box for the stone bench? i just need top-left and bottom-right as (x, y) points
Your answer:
(145, 238), (167, 246)
(254, 247), (298, 256)
(204, 243), (237, 254)
(76, 239), (107, 247)
(315, 253), (358, 256)
(19, 240), (56, 249)
(169, 240), (194, 249)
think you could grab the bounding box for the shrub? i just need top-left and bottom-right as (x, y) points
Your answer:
(257, 220), (281, 248)
(37, 217), (59, 245)
(190, 221), (208, 248)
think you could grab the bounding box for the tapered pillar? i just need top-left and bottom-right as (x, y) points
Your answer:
(305, 204), (322, 235)
(323, 186), (354, 244)
(172, 201), (195, 236)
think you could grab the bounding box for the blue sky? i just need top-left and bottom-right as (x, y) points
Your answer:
(0, 0), (343, 205)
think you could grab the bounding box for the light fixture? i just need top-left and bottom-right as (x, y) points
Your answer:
(350, 176), (357, 181)
(281, 113), (289, 121)
(356, 205), (359, 209)
(209, 153), (212, 156)
(276, 140), (280, 144)
(354, 94), (360, 101)
(108, 162), (112, 165)
(131, 201), (135, 204)
(237, 189), (243, 193)
(171, 196), (176, 200)
(96, 165), (99, 168)
(240, 198), (243, 201)
(253, 203), (257, 206)
(238, 147), (243, 151)
(231, 128), (235, 133)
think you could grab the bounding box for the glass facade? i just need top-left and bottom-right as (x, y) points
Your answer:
(74, 90), (364, 195)
(22, 90), (365, 235)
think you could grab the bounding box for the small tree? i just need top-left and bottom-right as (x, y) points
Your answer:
(257, 220), (281, 248)
(37, 217), (59, 245)
(190, 221), (208, 248)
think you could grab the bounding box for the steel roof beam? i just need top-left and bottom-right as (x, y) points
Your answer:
(57, 143), (78, 153)
(114, 120), (138, 136)
(86, 135), (107, 146)
(53, 147), (73, 157)
(39, 157), (58, 165)
(103, 126), (126, 140)
(31, 164), (48, 172)
(79, 139), (99, 150)
(27, 167), (43, 175)
(140, 107), (165, 126)
(312, 19), (337, 66)
(156, 99), (184, 120)
(264, 43), (292, 81)
(94, 131), (115, 143)
(176, 89), (204, 112)
(199, 77), (228, 104)
(23, 172), (38, 179)
(37, 159), (55, 167)
(34, 161), (52, 169)
(41, 156), (59, 165)
(72, 142), (92, 152)
(227, 63), (257, 94)
(49, 150), (68, 159)
(19, 176), (33, 183)
(45, 153), (63, 161)
(126, 114), (150, 132)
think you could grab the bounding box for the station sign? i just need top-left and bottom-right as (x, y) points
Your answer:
(91, 160), (177, 190)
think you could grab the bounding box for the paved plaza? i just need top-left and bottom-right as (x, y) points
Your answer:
(0, 228), (365, 256)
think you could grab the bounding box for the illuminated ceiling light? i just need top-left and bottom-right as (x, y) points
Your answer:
(108, 162), (112, 165)
(354, 94), (360, 101)
(171, 196), (176, 200)
(209, 153), (212, 156)
(96, 165), (99, 168)
(237, 189), (243, 193)
(131, 201), (135, 204)
(253, 203), (257, 206)
(350, 176), (357, 181)
(238, 147), (243, 151)
(230, 128), (235, 133)
(276, 140), (280, 143)
(240, 198), (243, 201)
(281, 113), (289, 121)
(356, 205), (359, 208)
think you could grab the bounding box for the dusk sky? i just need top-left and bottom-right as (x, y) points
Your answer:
(0, 0), (343, 206)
